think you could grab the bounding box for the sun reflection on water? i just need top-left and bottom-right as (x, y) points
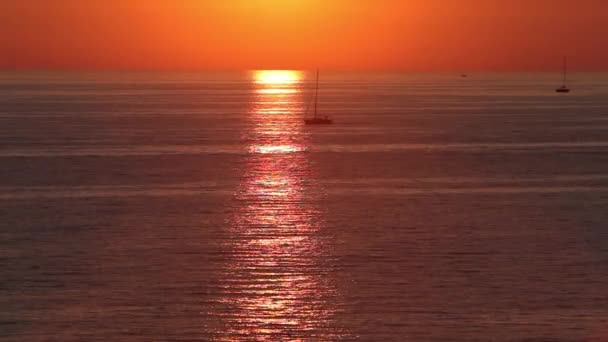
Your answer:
(254, 70), (301, 85)
(215, 71), (344, 340)
(250, 144), (307, 155)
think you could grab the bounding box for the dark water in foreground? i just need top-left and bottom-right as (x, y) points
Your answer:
(2, 71), (608, 341)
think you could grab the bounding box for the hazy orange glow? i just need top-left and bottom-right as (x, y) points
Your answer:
(4, 0), (608, 70)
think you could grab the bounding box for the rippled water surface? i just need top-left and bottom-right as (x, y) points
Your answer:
(2, 71), (608, 341)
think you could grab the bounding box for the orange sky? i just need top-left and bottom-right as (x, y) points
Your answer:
(3, 0), (608, 71)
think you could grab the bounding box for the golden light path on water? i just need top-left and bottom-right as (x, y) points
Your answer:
(215, 71), (345, 340)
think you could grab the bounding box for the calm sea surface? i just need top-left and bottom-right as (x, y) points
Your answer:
(1, 71), (608, 341)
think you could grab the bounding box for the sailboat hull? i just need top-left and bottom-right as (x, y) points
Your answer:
(304, 118), (333, 125)
(556, 87), (570, 93)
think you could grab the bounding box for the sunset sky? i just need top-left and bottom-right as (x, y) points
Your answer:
(4, 0), (608, 71)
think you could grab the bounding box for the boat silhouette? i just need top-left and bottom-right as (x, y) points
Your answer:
(304, 69), (333, 125)
(556, 56), (571, 93)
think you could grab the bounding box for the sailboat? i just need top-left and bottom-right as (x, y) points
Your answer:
(556, 56), (571, 93)
(304, 69), (333, 125)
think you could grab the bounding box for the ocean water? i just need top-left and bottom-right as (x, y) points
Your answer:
(1, 71), (608, 341)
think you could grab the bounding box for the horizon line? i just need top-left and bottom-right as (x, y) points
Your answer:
(3, 67), (608, 73)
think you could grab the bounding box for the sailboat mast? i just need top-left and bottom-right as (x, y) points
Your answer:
(563, 56), (567, 86)
(314, 69), (319, 119)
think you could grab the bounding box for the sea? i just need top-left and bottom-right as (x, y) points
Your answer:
(1, 71), (608, 341)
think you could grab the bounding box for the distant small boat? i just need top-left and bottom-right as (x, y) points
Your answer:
(461, 74), (468, 78)
(556, 56), (571, 93)
(304, 69), (333, 125)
